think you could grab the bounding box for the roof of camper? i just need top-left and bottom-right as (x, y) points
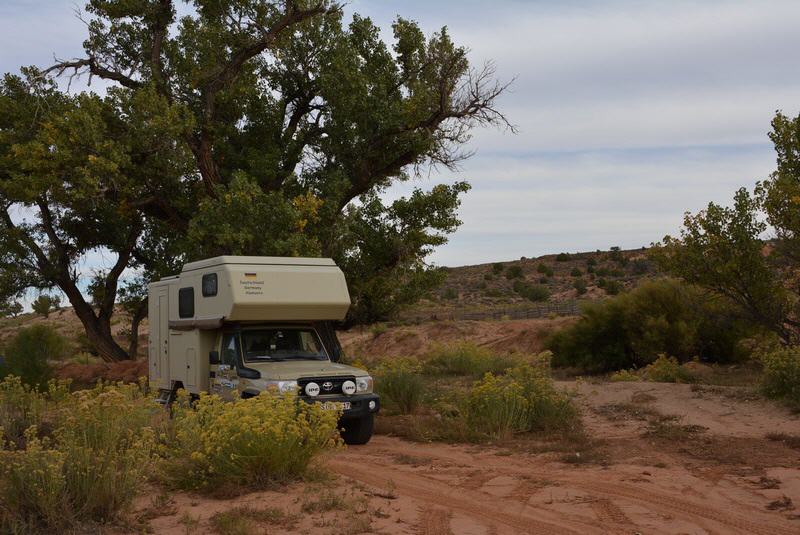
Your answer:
(180, 256), (337, 273)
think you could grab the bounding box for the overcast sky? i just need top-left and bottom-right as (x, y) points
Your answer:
(2, 0), (799, 268)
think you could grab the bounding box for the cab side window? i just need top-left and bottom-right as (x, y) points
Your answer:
(221, 334), (239, 368)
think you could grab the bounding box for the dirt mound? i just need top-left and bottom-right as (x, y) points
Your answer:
(339, 317), (575, 359)
(56, 359), (148, 385)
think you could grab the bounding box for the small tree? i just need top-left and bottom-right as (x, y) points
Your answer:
(0, 299), (22, 318)
(31, 295), (58, 318)
(492, 263), (504, 275)
(1, 325), (68, 388)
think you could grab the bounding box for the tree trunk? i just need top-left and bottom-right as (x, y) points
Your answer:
(127, 300), (148, 359)
(65, 287), (132, 362)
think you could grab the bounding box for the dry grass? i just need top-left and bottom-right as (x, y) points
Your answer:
(210, 505), (299, 535)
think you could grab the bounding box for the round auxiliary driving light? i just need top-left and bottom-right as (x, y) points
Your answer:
(342, 380), (356, 395)
(305, 382), (320, 397)
(368, 400), (376, 410)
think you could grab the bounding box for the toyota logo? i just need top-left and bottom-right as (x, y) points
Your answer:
(322, 381), (334, 391)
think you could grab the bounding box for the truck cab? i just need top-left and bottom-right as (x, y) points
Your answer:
(148, 256), (379, 444)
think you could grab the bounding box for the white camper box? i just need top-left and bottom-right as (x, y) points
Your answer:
(148, 256), (351, 394)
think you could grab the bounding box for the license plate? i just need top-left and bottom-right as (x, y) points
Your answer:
(320, 401), (350, 411)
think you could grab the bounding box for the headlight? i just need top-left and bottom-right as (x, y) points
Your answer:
(355, 376), (373, 393)
(264, 380), (298, 394)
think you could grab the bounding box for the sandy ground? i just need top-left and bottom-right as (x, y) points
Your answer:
(133, 380), (800, 535)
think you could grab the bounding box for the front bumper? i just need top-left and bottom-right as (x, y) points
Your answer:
(302, 393), (380, 420)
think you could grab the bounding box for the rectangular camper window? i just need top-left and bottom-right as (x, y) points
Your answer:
(202, 273), (218, 297)
(178, 287), (194, 318)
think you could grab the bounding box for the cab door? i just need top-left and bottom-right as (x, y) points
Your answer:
(210, 333), (240, 400)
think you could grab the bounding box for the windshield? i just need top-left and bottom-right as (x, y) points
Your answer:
(241, 328), (329, 362)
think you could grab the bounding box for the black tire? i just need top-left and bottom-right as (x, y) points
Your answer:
(341, 414), (374, 445)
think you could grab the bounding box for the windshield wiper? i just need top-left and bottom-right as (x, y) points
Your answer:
(248, 356), (286, 362)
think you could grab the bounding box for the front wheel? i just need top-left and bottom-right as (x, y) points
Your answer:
(341, 414), (374, 445)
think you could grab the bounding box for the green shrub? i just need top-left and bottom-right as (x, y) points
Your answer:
(759, 346), (800, 410)
(604, 280), (623, 295)
(586, 265), (595, 274)
(536, 262), (549, 274)
(442, 287), (458, 300)
(370, 323), (388, 338)
(492, 262), (504, 275)
(424, 343), (517, 377)
(162, 392), (340, 493)
(1, 325), (68, 389)
(484, 288), (505, 298)
(539, 276), (549, 284)
(483, 273), (494, 281)
(573, 278), (588, 295)
(586, 258), (597, 267)
(641, 355), (694, 383)
(570, 267), (582, 277)
(556, 252), (571, 262)
(375, 358), (424, 414)
(596, 267), (611, 277)
(505, 265), (523, 279)
(513, 281), (549, 302)
(547, 279), (757, 372)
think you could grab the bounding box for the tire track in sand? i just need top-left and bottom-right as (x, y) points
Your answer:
(329, 459), (601, 535)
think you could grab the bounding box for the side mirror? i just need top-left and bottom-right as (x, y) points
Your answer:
(209, 350), (220, 365)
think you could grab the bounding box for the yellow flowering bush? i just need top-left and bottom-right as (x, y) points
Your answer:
(463, 373), (528, 439)
(641, 355), (694, 383)
(610, 369), (641, 382)
(0, 380), (157, 532)
(163, 391), (341, 493)
(461, 359), (578, 440)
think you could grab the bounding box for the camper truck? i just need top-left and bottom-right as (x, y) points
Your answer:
(148, 256), (379, 444)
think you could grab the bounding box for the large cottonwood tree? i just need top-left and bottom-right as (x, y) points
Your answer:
(1, 0), (511, 360)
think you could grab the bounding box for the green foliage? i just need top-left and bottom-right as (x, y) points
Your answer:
(604, 280), (623, 295)
(31, 295), (60, 318)
(547, 279), (757, 372)
(586, 258), (597, 267)
(163, 392), (340, 493)
(654, 125), (800, 344)
(0, 300), (21, 318)
(608, 246), (626, 265)
(759, 346), (800, 410)
(423, 343), (517, 377)
(570, 267), (582, 277)
(513, 281), (550, 302)
(505, 265), (523, 279)
(375, 358), (424, 414)
(491, 263), (504, 275)
(573, 278), (588, 295)
(556, 252), (571, 262)
(1, 325), (68, 389)
(442, 287), (458, 300)
(641, 355), (694, 383)
(483, 273), (494, 281)
(484, 288), (505, 298)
